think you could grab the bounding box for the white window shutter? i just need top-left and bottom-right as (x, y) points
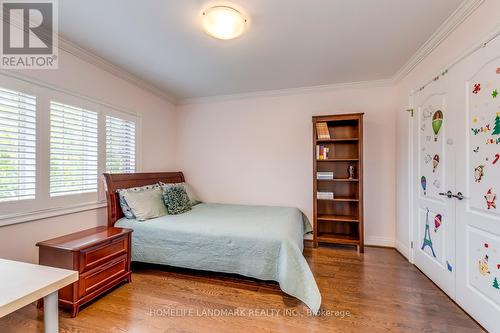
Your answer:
(50, 101), (98, 196)
(106, 115), (136, 173)
(0, 87), (36, 202)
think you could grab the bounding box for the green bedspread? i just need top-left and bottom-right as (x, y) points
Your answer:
(116, 203), (321, 313)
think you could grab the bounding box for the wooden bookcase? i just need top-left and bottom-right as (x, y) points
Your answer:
(312, 113), (364, 252)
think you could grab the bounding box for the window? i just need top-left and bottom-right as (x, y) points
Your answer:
(49, 101), (98, 196)
(0, 75), (140, 225)
(0, 87), (36, 202)
(106, 115), (136, 173)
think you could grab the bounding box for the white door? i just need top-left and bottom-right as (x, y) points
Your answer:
(451, 37), (500, 333)
(412, 75), (457, 298)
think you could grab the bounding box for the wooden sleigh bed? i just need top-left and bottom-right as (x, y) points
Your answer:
(103, 172), (321, 313)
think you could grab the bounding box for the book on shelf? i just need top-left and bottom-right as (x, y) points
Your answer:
(316, 145), (330, 160)
(316, 122), (330, 139)
(317, 171), (334, 180)
(317, 191), (334, 200)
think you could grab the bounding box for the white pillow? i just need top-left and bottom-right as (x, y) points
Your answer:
(122, 187), (167, 221)
(159, 182), (200, 206)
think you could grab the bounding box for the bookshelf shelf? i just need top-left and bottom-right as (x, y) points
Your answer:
(317, 233), (359, 245)
(313, 113), (364, 252)
(317, 198), (359, 202)
(316, 138), (359, 143)
(317, 214), (359, 222)
(317, 178), (359, 182)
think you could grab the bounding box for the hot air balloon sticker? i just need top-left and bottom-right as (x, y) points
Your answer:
(432, 110), (443, 142)
(434, 214), (442, 232)
(432, 154), (440, 173)
(421, 176), (427, 195)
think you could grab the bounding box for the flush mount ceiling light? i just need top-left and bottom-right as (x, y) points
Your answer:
(202, 6), (247, 40)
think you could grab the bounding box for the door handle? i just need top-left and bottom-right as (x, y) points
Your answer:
(453, 192), (465, 200)
(439, 191), (453, 198)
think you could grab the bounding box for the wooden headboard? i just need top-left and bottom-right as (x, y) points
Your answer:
(103, 172), (185, 226)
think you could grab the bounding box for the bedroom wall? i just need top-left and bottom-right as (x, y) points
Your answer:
(176, 85), (398, 246)
(0, 49), (177, 263)
(394, 0), (500, 258)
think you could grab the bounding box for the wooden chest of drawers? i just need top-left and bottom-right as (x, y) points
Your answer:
(36, 226), (132, 317)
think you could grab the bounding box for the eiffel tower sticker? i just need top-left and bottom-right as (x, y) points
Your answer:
(421, 208), (436, 257)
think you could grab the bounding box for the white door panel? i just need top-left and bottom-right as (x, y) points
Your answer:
(413, 77), (456, 298)
(450, 37), (500, 333)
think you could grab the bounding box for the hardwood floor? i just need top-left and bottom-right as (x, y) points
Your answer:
(0, 246), (484, 333)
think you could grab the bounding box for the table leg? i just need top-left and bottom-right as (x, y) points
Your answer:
(43, 291), (58, 333)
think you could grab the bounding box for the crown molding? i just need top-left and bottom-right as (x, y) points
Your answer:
(177, 78), (394, 105)
(392, 0), (485, 82)
(58, 37), (177, 104)
(57, 0), (483, 106)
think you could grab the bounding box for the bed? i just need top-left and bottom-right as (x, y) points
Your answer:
(104, 172), (321, 314)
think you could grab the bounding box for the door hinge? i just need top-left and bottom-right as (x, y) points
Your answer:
(407, 109), (414, 117)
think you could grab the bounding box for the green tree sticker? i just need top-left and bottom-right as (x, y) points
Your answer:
(493, 113), (500, 135)
(494, 277), (500, 290)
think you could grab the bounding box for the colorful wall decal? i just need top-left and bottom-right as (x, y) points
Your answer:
(485, 188), (497, 209)
(474, 165), (485, 183)
(493, 277), (500, 289)
(493, 90), (499, 98)
(421, 176), (427, 195)
(432, 154), (440, 172)
(433, 213), (442, 232)
(471, 123), (491, 135)
(493, 112), (500, 135)
(479, 254), (491, 275)
(432, 110), (443, 142)
(486, 137), (500, 145)
(473, 146), (480, 153)
(493, 154), (499, 165)
(421, 208), (437, 258)
(447, 261), (453, 272)
(473, 83), (481, 94)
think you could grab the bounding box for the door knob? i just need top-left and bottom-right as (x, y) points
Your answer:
(439, 191), (453, 198)
(453, 192), (465, 200)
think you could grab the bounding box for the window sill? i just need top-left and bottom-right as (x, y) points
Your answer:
(0, 201), (107, 227)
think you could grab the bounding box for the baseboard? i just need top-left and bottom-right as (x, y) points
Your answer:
(364, 236), (395, 248)
(395, 240), (410, 259)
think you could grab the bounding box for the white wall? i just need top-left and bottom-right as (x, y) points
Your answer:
(394, 0), (500, 258)
(176, 86), (398, 246)
(0, 49), (177, 263)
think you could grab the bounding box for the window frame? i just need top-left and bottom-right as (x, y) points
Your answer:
(0, 74), (141, 227)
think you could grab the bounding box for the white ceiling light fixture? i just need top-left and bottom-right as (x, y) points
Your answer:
(202, 6), (247, 40)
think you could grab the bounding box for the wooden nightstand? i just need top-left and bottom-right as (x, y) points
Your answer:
(36, 226), (132, 317)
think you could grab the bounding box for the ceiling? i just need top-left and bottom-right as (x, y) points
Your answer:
(59, 0), (464, 100)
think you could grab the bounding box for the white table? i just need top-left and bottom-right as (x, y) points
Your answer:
(0, 258), (78, 333)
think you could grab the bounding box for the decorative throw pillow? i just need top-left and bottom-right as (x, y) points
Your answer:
(117, 184), (160, 219)
(162, 184), (192, 215)
(159, 182), (201, 207)
(122, 187), (167, 221)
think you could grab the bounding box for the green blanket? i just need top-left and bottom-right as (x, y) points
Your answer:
(116, 203), (321, 313)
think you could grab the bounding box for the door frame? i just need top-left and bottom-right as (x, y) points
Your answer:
(408, 93), (416, 263)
